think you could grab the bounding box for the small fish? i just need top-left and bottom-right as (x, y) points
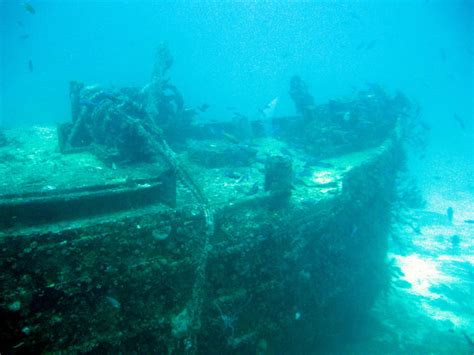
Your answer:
(17, 20), (24, 27)
(348, 12), (361, 22)
(222, 132), (240, 144)
(419, 120), (431, 131)
(446, 207), (454, 223)
(226, 106), (237, 111)
(356, 41), (366, 50)
(464, 219), (474, 224)
(260, 97), (279, 119)
(106, 296), (121, 309)
(450, 234), (460, 248)
(198, 104), (210, 112)
(19, 34), (30, 40)
(350, 226), (359, 237)
(23, 2), (36, 14)
(96, 90), (119, 102)
(440, 48), (447, 62)
(28, 59), (33, 72)
(79, 98), (98, 108)
(453, 113), (466, 130)
(365, 39), (377, 50)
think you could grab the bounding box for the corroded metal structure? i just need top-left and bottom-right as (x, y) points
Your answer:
(0, 44), (410, 353)
(0, 117), (403, 353)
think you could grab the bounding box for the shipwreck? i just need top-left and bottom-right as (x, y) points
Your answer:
(0, 44), (415, 353)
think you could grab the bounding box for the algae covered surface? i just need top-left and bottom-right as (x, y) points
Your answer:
(1, 1), (473, 354)
(0, 117), (404, 353)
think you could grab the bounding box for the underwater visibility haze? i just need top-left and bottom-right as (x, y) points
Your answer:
(0, 1), (473, 353)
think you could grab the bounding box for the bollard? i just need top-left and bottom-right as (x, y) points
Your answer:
(264, 155), (293, 203)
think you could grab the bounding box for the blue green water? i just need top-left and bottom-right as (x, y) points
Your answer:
(1, 1), (473, 353)
(1, 1), (472, 188)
